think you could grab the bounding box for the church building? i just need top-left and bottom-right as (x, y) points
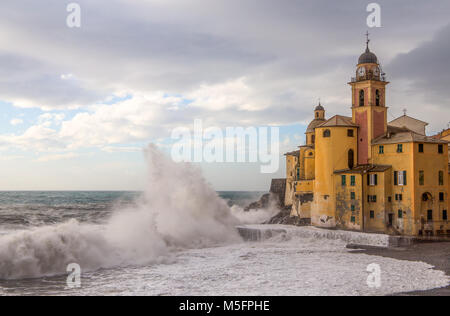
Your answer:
(284, 38), (449, 237)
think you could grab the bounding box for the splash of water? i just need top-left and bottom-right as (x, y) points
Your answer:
(0, 145), (248, 279)
(230, 201), (280, 225)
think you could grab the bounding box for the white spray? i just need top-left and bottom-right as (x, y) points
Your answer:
(0, 145), (264, 279)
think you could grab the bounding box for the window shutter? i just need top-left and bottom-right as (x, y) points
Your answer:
(374, 174), (378, 185)
(394, 171), (398, 185)
(367, 174), (371, 186)
(403, 171), (407, 186)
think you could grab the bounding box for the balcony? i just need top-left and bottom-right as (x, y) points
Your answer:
(350, 73), (387, 83)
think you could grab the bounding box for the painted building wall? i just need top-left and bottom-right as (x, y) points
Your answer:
(372, 143), (415, 235)
(284, 154), (298, 207)
(304, 149), (315, 180)
(334, 173), (363, 230)
(306, 132), (315, 146)
(363, 170), (392, 233)
(411, 142), (449, 236)
(312, 126), (358, 227)
(354, 110), (369, 164)
(291, 191), (314, 219)
(352, 105), (387, 165)
(334, 170), (391, 233)
(371, 142), (449, 236)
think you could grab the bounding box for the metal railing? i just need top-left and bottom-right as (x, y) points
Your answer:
(350, 74), (387, 82)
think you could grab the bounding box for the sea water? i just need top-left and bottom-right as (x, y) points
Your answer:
(0, 146), (447, 296)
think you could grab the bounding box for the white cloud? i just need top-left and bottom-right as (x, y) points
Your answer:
(10, 118), (23, 126)
(0, 155), (25, 161)
(60, 73), (74, 80)
(188, 77), (269, 112)
(38, 113), (65, 126)
(0, 0), (449, 190)
(0, 123), (62, 152)
(101, 146), (143, 153)
(0, 0), (448, 115)
(0, 82), (315, 154)
(36, 152), (80, 162)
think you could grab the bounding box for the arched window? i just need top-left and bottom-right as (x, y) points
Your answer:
(323, 129), (331, 138)
(311, 135), (315, 144)
(422, 192), (432, 202)
(348, 149), (354, 169)
(316, 112), (319, 118)
(375, 90), (380, 106)
(359, 90), (365, 107)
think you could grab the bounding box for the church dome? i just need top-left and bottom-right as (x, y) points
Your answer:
(306, 118), (325, 133)
(315, 104), (325, 111)
(358, 48), (378, 64)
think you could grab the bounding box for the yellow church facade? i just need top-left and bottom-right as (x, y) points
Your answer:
(284, 40), (449, 237)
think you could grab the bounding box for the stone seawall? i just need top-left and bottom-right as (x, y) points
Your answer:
(270, 178), (286, 207)
(237, 224), (417, 248)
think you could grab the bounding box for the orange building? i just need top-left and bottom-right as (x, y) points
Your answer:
(284, 39), (449, 237)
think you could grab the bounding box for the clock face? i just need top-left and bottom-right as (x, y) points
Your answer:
(373, 67), (380, 76)
(358, 67), (366, 76)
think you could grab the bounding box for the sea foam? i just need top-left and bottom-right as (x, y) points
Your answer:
(0, 145), (247, 279)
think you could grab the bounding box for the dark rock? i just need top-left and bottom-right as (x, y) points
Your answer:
(244, 193), (272, 212)
(270, 179), (286, 208)
(265, 206), (311, 226)
(243, 178), (310, 226)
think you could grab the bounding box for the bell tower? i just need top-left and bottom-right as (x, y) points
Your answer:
(314, 101), (325, 120)
(349, 33), (389, 165)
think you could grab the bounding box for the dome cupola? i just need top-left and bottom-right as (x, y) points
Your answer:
(358, 32), (378, 65)
(358, 47), (378, 65)
(354, 32), (385, 82)
(315, 103), (325, 111)
(313, 101), (325, 121)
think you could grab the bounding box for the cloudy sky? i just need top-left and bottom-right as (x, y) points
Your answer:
(0, 0), (449, 191)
